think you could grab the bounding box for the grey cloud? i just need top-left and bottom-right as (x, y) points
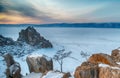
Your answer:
(0, 0), (61, 23)
(0, 0), (8, 12)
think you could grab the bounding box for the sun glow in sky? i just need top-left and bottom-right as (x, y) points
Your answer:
(0, 0), (120, 24)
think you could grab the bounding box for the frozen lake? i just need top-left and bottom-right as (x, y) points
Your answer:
(1, 27), (120, 49)
(1, 27), (120, 74)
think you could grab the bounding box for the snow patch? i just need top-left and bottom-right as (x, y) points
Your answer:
(9, 63), (20, 75)
(28, 53), (43, 58)
(99, 64), (120, 70)
(28, 53), (52, 61)
(22, 72), (42, 78)
(117, 62), (120, 65)
(42, 71), (64, 78)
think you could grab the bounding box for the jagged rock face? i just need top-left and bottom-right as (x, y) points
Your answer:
(26, 54), (53, 73)
(88, 53), (117, 66)
(17, 26), (53, 48)
(0, 35), (15, 46)
(4, 53), (21, 78)
(99, 67), (120, 78)
(74, 62), (99, 78)
(111, 49), (120, 62)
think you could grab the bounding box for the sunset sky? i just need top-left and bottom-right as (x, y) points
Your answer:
(0, 0), (120, 24)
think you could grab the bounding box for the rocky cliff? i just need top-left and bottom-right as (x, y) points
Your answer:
(17, 26), (53, 48)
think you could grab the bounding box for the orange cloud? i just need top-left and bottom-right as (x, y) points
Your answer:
(0, 13), (44, 24)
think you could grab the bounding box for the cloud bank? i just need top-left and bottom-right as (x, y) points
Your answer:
(0, 0), (120, 24)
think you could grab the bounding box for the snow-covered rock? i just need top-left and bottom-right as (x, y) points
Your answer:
(0, 41), (37, 57)
(74, 61), (99, 78)
(99, 64), (120, 78)
(8, 62), (21, 78)
(88, 53), (117, 66)
(74, 52), (120, 78)
(4, 53), (21, 78)
(0, 35), (15, 46)
(111, 49), (120, 62)
(26, 54), (53, 73)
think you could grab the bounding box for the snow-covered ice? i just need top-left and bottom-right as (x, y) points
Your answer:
(22, 72), (42, 78)
(42, 71), (64, 78)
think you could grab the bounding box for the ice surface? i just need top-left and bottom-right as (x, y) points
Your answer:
(22, 72), (42, 78)
(0, 57), (6, 78)
(42, 71), (64, 78)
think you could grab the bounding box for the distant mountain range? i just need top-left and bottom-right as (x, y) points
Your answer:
(1, 23), (120, 28)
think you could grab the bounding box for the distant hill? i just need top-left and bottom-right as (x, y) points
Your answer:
(0, 23), (120, 28)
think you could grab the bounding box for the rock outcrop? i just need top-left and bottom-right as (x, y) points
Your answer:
(4, 53), (21, 78)
(111, 49), (120, 62)
(26, 54), (53, 73)
(74, 53), (120, 78)
(74, 62), (99, 78)
(99, 66), (120, 78)
(88, 53), (117, 66)
(17, 26), (53, 48)
(0, 35), (15, 46)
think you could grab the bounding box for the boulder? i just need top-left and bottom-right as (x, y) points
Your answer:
(74, 62), (120, 78)
(4, 53), (21, 78)
(99, 66), (120, 78)
(111, 49), (120, 62)
(74, 52), (120, 78)
(63, 72), (71, 78)
(26, 54), (53, 73)
(74, 62), (99, 78)
(17, 26), (52, 48)
(0, 35), (15, 46)
(88, 53), (117, 66)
